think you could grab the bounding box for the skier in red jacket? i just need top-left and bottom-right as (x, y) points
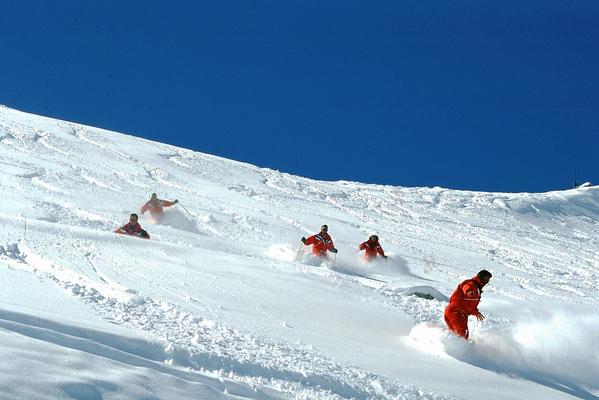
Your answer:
(115, 213), (150, 239)
(359, 235), (387, 261)
(301, 225), (338, 258)
(140, 193), (178, 222)
(444, 270), (492, 339)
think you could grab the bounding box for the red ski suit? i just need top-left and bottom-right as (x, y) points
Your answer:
(304, 232), (335, 258)
(141, 199), (177, 216)
(359, 239), (385, 260)
(115, 222), (150, 239)
(444, 276), (485, 339)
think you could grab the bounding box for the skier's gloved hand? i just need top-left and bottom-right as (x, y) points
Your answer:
(332, 248), (338, 254)
(301, 237), (306, 244)
(175, 199), (179, 203)
(359, 246), (364, 250)
(382, 255), (388, 259)
(141, 211), (145, 215)
(141, 231), (148, 238)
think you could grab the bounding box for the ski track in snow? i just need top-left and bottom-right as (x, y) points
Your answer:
(2, 106), (599, 399)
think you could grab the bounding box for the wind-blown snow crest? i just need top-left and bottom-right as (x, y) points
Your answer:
(1, 106), (598, 399)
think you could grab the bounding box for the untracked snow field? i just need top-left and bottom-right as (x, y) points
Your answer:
(1, 106), (598, 400)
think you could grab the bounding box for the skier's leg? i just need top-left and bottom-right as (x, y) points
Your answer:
(445, 308), (469, 339)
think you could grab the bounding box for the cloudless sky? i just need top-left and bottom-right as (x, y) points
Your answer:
(1, 1), (598, 193)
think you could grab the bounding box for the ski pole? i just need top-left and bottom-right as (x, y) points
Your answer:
(295, 241), (303, 260)
(22, 214), (28, 241)
(178, 202), (194, 217)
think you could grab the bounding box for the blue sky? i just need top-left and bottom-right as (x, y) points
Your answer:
(2, 1), (597, 193)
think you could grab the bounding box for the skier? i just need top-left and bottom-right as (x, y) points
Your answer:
(140, 193), (178, 222)
(301, 225), (338, 258)
(444, 270), (492, 340)
(115, 213), (150, 239)
(359, 235), (387, 261)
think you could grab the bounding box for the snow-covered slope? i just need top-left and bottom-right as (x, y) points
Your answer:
(1, 105), (598, 400)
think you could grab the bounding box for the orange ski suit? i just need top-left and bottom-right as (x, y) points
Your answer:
(115, 222), (150, 239)
(359, 239), (385, 260)
(141, 199), (177, 216)
(444, 276), (484, 339)
(304, 232), (335, 257)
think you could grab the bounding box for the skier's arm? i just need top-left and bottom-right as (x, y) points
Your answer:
(115, 225), (130, 235)
(463, 281), (478, 298)
(328, 240), (337, 253)
(303, 235), (316, 246)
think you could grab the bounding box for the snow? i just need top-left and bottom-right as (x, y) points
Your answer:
(1, 105), (598, 400)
